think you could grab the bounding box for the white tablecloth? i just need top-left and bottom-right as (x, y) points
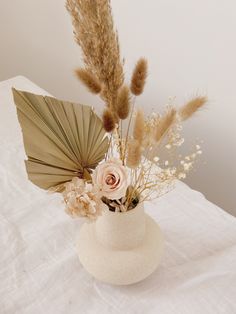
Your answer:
(1, 76), (236, 314)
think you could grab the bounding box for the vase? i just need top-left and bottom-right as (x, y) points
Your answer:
(77, 202), (164, 285)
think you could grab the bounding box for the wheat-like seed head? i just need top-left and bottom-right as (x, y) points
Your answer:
(126, 139), (142, 168)
(130, 58), (148, 96)
(75, 68), (101, 94)
(155, 108), (176, 142)
(102, 109), (116, 132)
(116, 85), (130, 119)
(133, 109), (145, 143)
(179, 96), (207, 120)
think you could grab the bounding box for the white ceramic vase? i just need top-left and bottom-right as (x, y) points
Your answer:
(77, 202), (164, 285)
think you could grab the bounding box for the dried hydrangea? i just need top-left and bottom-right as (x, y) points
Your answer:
(63, 177), (102, 220)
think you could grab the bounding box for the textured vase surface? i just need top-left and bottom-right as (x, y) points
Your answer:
(77, 203), (164, 285)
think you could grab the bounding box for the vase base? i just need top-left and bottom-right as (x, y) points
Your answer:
(77, 214), (164, 285)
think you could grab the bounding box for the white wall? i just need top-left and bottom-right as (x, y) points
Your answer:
(0, 0), (235, 214)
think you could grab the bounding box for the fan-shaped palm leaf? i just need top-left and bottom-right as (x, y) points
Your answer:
(13, 89), (108, 191)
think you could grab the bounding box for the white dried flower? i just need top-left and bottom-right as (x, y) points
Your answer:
(63, 178), (102, 220)
(183, 162), (192, 171)
(178, 173), (186, 179)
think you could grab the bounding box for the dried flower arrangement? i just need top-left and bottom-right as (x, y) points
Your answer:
(13, 0), (206, 222)
(64, 0), (207, 217)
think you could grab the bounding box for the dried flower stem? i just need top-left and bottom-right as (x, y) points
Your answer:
(123, 97), (136, 162)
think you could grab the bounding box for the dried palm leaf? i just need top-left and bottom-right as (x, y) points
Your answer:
(13, 89), (108, 191)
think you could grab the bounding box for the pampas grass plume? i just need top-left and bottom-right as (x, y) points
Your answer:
(116, 85), (130, 119)
(127, 139), (142, 168)
(155, 108), (176, 142)
(102, 109), (116, 132)
(130, 58), (148, 95)
(67, 0), (124, 107)
(179, 96), (207, 120)
(133, 109), (145, 143)
(75, 68), (101, 94)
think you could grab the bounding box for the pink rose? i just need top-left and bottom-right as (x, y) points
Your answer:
(92, 159), (128, 200)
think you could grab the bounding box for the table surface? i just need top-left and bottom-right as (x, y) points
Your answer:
(1, 76), (236, 314)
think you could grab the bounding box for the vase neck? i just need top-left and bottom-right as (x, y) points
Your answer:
(95, 203), (146, 250)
